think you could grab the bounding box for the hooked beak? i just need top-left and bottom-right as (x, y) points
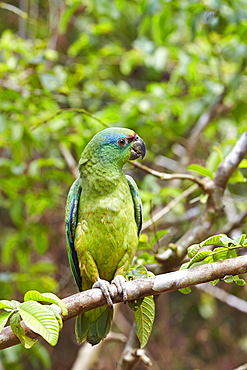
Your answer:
(129, 136), (146, 160)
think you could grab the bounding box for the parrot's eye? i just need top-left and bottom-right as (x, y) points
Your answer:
(117, 138), (128, 146)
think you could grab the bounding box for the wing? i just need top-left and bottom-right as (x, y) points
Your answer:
(65, 178), (82, 291)
(125, 174), (142, 236)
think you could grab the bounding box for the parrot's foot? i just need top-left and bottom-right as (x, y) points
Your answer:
(92, 278), (114, 307)
(112, 275), (127, 304)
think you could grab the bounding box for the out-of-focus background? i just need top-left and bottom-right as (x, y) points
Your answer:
(0, 1), (247, 369)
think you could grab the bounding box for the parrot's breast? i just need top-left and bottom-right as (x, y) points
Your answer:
(75, 176), (138, 287)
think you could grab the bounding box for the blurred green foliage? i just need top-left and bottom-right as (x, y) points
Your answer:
(0, 0), (247, 369)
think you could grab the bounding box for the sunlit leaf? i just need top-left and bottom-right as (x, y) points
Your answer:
(188, 251), (212, 268)
(0, 300), (15, 310)
(24, 290), (68, 315)
(150, 229), (170, 246)
(0, 311), (13, 332)
(187, 164), (213, 178)
(178, 287), (192, 294)
(134, 295), (155, 348)
(19, 301), (60, 346)
(10, 312), (37, 349)
(187, 244), (200, 258)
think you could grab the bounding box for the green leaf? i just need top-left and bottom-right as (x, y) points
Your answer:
(150, 229), (170, 246)
(19, 301), (60, 346)
(47, 306), (63, 330)
(232, 234), (246, 246)
(224, 275), (246, 286)
(219, 235), (234, 245)
(201, 234), (227, 247)
(239, 159), (247, 168)
(130, 265), (150, 279)
(188, 250), (212, 268)
(0, 311), (13, 332)
(228, 169), (246, 183)
(59, 2), (81, 34)
(187, 244), (200, 258)
(134, 295), (155, 348)
(179, 262), (190, 270)
(178, 287), (192, 294)
(24, 290), (68, 315)
(187, 164), (213, 178)
(212, 247), (229, 261)
(223, 275), (234, 283)
(127, 265), (155, 347)
(233, 277), (246, 286)
(10, 312), (37, 349)
(0, 300), (15, 310)
(209, 279), (220, 286)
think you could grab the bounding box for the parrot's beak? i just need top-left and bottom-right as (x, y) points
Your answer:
(129, 136), (146, 160)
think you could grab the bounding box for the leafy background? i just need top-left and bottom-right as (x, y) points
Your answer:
(0, 0), (247, 369)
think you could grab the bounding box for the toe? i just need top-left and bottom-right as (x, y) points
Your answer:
(92, 278), (113, 306)
(112, 275), (127, 303)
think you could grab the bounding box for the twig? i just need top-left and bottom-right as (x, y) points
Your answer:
(32, 108), (109, 129)
(59, 143), (79, 179)
(154, 131), (247, 266)
(131, 161), (208, 190)
(1, 256), (247, 350)
(142, 184), (198, 230)
(214, 131), (247, 190)
(71, 342), (103, 370)
(234, 364), (247, 370)
(223, 210), (247, 234)
(116, 323), (153, 370)
(185, 58), (247, 163)
(71, 332), (126, 370)
(185, 87), (228, 159)
(196, 283), (247, 314)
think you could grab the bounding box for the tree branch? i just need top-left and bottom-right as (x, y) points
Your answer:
(1, 256), (247, 350)
(135, 131), (247, 268)
(131, 161), (207, 190)
(142, 184), (198, 231)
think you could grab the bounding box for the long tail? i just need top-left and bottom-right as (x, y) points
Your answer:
(75, 306), (113, 345)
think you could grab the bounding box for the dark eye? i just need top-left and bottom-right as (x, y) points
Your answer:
(117, 138), (128, 146)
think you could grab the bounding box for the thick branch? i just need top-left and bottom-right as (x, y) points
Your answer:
(214, 131), (247, 190)
(1, 256), (247, 350)
(139, 131), (247, 267)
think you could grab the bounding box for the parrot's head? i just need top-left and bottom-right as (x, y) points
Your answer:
(80, 127), (146, 171)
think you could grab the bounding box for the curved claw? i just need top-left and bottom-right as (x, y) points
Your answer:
(112, 275), (127, 303)
(92, 278), (113, 307)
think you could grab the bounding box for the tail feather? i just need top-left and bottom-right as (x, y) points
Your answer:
(76, 306), (113, 345)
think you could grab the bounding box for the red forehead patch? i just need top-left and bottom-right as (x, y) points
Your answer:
(126, 133), (136, 143)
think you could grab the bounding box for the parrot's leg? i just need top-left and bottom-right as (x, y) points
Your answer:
(112, 275), (127, 303)
(92, 278), (114, 307)
(112, 253), (133, 304)
(78, 248), (115, 306)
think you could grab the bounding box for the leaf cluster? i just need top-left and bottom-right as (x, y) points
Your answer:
(179, 234), (247, 294)
(0, 291), (67, 348)
(127, 265), (155, 348)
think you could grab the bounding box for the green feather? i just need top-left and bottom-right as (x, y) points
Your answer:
(65, 128), (145, 345)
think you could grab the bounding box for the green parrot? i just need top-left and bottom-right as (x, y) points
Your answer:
(65, 127), (146, 345)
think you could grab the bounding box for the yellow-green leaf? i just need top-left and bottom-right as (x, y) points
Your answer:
(24, 290), (68, 315)
(19, 301), (60, 346)
(0, 300), (15, 310)
(0, 311), (13, 332)
(134, 295), (155, 348)
(187, 164), (213, 178)
(10, 312), (37, 349)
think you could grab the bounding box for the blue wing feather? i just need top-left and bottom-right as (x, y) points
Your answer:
(125, 174), (142, 235)
(65, 178), (82, 291)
